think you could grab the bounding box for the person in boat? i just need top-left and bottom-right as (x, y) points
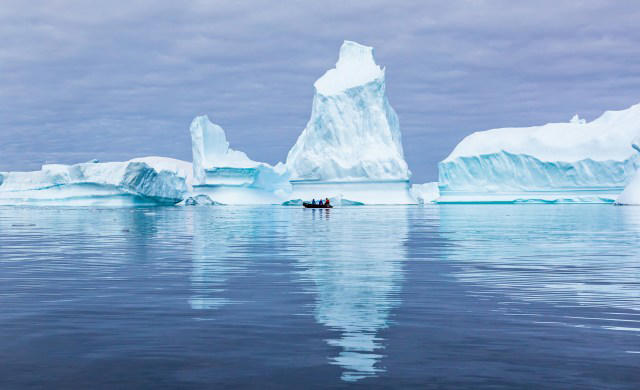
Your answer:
(325, 198), (330, 206)
(311, 198), (316, 205)
(319, 199), (324, 206)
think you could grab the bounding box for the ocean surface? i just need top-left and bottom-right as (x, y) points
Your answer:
(1, 205), (639, 389)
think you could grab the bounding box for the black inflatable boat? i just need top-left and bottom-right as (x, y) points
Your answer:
(303, 202), (333, 209)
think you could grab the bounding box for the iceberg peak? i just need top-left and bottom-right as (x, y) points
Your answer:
(190, 115), (258, 184)
(313, 40), (384, 96)
(570, 114), (586, 124)
(190, 115), (230, 159)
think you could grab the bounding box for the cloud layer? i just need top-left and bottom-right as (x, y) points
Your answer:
(2, 1), (639, 181)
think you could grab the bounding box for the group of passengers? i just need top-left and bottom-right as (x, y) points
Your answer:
(311, 197), (331, 206)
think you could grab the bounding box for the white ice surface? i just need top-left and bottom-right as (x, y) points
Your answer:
(313, 41), (384, 96)
(286, 40), (410, 184)
(444, 105), (640, 163)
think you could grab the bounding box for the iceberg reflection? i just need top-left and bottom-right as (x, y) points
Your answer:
(189, 207), (290, 310)
(293, 207), (407, 381)
(189, 208), (247, 310)
(437, 205), (640, 312)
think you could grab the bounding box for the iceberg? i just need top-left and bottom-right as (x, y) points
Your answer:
(410, 182), (440, 204)
(285, 41), (414, 204)
(438, 104), (640, 203)
(616, 171), (640, 205)
(0, 157), (191, 206)
(189, 115), (290, 204)
(616, 137), (640, 205)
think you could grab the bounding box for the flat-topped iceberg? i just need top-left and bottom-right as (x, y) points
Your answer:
(439, 104), (640, 203)
(189, 115), (290, 204)
(0, 157), (190, 206)
(285, 41), (414, 204)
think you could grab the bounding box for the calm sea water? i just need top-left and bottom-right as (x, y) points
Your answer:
(1, 205), (639, 389)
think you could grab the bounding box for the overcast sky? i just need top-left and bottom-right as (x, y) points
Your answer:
(1, 1), (639, 182)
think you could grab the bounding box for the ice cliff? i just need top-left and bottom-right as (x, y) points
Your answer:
(438, 104), (640, 203)
(285, 40), (414, 204)
(189, 115), (289, 204)
(0, 157), (191, 206)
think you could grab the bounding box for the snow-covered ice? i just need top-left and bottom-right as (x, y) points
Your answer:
(0, 157), (190, 206)
(439, 104), (640, 203)
(285, 41), (414, 204)
(189, 115), (290, 204)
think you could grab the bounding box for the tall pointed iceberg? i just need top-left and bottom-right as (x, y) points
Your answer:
(286, 41), (414, 204)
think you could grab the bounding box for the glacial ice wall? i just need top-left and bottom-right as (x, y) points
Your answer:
(0, 157), (190, 205)
(286, 41), (410, 182)
(439, 104), (640, 203)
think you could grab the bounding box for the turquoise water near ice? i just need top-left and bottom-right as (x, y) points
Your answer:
(1, 205), (639, 388)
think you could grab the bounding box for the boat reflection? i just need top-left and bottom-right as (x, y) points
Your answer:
(311, 208), (330, 220)
(294, 207), (407, 381)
